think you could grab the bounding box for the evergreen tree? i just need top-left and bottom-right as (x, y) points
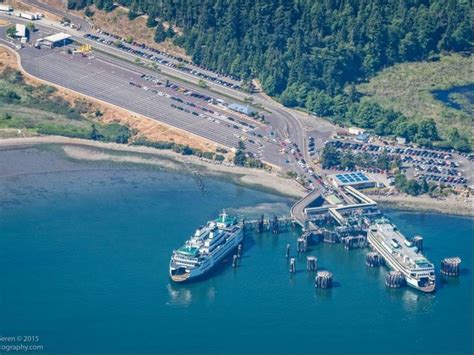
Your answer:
(154, 22), (166, 42)
(146, 16), (157, 28)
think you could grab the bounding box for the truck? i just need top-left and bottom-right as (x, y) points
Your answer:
(0, 4), (13, 12)
(17, 12), (40, 20)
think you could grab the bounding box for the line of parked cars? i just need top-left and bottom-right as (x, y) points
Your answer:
(84, 32), (242, 90)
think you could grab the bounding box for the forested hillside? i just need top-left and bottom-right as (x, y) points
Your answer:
(68, 0), (472, 149)
(69, 0), (470, 95)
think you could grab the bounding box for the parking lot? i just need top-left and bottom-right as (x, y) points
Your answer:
(326, 139), (471, 186)
(15, 43), (283, 159)
(84, 31), (244, 91)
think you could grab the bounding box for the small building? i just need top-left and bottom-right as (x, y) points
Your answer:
(355, 132), (370, 143)
(15, 24), (27, 38)
(329, 172), (376, 189)
(396, 136), (407, 145)
(41, 33), (72, 48)
(325, 194), (342, 206)
(228, 103), (255, 116)
(348, 127), (365, 135)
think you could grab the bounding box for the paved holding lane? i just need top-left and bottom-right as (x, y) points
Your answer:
(19, 46), (276, 157)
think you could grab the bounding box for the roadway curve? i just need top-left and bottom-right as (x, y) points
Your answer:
(290, 187), (322, 228)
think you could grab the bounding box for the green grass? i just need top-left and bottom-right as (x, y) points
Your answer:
(357, 54), (473, 143)
(0, 68), (131, 143)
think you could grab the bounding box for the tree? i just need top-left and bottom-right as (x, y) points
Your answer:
(103, 0), (114, 13)
(6, 26), (16, 38)
(340, 151), (355, 170)
(90, 124), (103, 140)
(84, 6), (94, 17)
(26, 22), (36, 32)
(146, 16), (157, 28)
(233, 140), (246, 166)
(154, 22), (166, 43)
(321, 145), (341, 169)
(165, 25), (175, 38)
(182, 146), (193, 155)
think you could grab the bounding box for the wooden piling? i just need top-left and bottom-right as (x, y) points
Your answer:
(385, 271), (405, 288)
(289, 258), (296, 273)
(441, 257), (461, 276)
(315, 271), (333, 288)
(365, 252), (382, 267)
(306, 256), (317, 272)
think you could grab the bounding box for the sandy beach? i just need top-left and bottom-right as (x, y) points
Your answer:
(371, 194), (474, 217)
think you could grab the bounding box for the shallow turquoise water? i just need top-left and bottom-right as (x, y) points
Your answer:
(0, 147), (472, 354)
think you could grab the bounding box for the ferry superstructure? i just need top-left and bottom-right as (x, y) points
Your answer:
(367, 221), (436, 293)
(169, 210), (243, 282)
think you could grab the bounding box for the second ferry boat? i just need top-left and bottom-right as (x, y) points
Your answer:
(368, 220), (436, 292)
(169, 210), (243, 282)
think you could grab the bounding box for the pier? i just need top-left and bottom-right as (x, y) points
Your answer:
(243, 215), (293, 233)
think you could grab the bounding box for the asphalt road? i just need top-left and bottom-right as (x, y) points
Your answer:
(1, 10), (334, 211)
(0, 10), (325, 158)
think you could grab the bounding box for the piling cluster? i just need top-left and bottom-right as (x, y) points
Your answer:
(257, 214), (264, 234)
(271, 215), (279, 234)
(297, 237), (307, 252)
(343, 235), (366, 250)
(385, 271), (406, 288)
(365, 252), (382, 267)
(323, 230), (338, 244)
(315, 271), (333, 289)
(306, 256), (317, 272)
(232, 244), (243, 268)
(441, 257), (461, 276)
(289, 258), (296, 273)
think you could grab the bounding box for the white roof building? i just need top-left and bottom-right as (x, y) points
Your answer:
(15, 24), (26, 38)
(43, 33), (71, 43)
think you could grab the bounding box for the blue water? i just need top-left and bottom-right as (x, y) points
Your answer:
(0, 147), (473, 354)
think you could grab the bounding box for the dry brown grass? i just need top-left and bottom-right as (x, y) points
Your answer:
(0, 46), (216, 152)
(88, 6), (189, 59)
(31, 0), (188, 59)
(7, 0), (61, 21)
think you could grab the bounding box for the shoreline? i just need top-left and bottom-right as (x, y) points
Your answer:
(0, 136), (306, 199)
(1, 136), (473, 217)
(371, 194), (474, 218)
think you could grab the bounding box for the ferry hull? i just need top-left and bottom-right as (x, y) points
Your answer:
(368, 232), (436, 293)
(170, 230), (243, 283)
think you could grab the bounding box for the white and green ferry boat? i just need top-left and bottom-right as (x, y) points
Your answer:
(368, 220), (436, 292)
(169, 210), (243, 282)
